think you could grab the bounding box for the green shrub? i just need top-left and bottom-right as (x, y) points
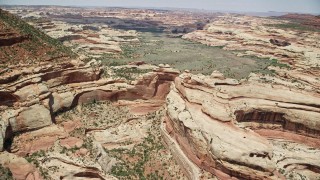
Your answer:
(269, 59), (290, 69)
(0, 164), (13, 180)
(112, 68), (151, 80)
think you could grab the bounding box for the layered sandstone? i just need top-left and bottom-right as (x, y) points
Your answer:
(0, 58), (182, 179)
(0, 60), (179, 150)
(183, 15), (320, 69)
(0, 9), (188, 179)
(162, 71), (320, 179)
(0, 152), (42, 180)
(1, 7), (320, 180)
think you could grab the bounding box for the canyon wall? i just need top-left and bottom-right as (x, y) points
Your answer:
(0, 61), (179, 152)
(161, 71), (320, 179)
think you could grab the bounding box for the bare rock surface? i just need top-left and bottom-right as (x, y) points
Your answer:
(11, 104), (52, 132)
(162, 71), (320, 179)
(183, 15), (320, 69)
(0, 152), (42, 180)
(0, 55), (182, 179)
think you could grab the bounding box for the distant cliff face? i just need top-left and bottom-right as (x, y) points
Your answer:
(183, 15), (320, 68)
(279, 13), (320, 30)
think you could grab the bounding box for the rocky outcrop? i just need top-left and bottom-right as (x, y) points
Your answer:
(35, 153), (115, 180)
(0, 60), (179, 151)
(50, 92), (74, 113)
(58, 35), (83, 42)
(11, 125), (67, 156)
(279, 13), (320, 30)
(0, 91), (18, 106)
(10, 104), (52, 133)
(160, 116), (203, 179)
(1, 8), (319, 179)
(0, 35), (30, 46)
(0, 9), (188, 179)
(269, 39), (290, 47)
(0, 8), (75, 65)
(162, 71), (320, 179)
(0, 60), (181, 179)
(1, 59), (319, 179)
(0, 152), (42, 180)
(183, 15), (320, 68)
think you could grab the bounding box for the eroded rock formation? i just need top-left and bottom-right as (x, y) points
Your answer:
(161, 71), (320, 179)
(0, 60), (179, 151)
(1, 8), (320, 180)
(0, 58), (182, 179)
(183, 15), (320, 68)
(269, 39), (291, 47)
(0, 34), (30, 47)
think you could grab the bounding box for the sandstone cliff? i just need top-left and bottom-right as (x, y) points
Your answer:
(161, 71), (320, 179)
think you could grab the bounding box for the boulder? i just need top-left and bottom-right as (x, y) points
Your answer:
(9, 104), (52, 133)
(50, 92), (75, 113)
(210, 70), (225, 79)
(269, 39), (291, 47)
(0, 119), (9, 151)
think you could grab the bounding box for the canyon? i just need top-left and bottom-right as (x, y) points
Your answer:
(0, 6), (320, 180)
